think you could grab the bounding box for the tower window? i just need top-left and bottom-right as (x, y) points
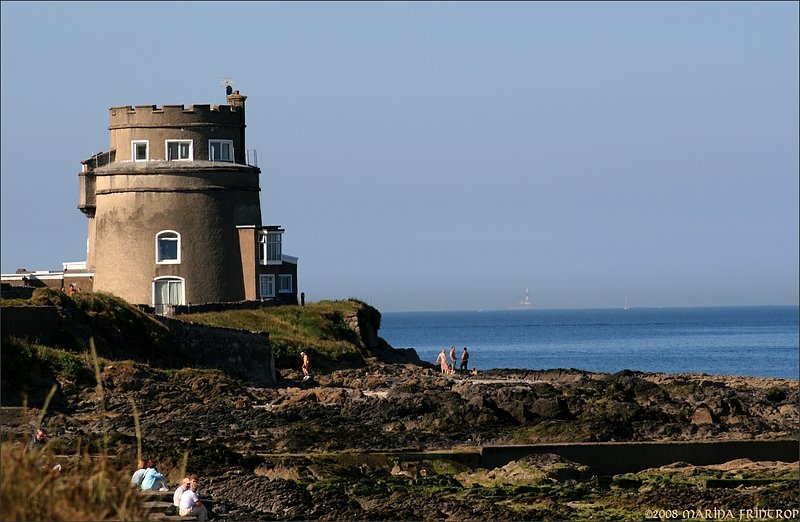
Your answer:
(156, 230), (181, 264)
(209, 140), (234, 162)
(132, 140), (149, 161)
(166, 140), (192, 161)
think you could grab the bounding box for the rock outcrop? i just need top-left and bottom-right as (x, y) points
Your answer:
(3, 357), (798, 520)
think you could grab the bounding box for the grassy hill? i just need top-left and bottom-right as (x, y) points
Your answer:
(1, 289), (383, 374)
(180, 299), (383, 370)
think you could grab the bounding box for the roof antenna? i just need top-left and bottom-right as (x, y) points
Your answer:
(221, 79), (235, 98)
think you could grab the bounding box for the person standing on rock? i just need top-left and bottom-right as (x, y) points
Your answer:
(301, 351), (311, 381)
(179, 479), (208, 522)
(460, 347), (470, 374)
(449, 346), (457, 371)
(436, 348), (450, 374)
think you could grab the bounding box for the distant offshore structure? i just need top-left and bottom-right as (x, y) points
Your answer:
(518, 288), (534, 308)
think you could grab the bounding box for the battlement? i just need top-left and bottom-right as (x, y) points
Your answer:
(109, 103), (244, 129)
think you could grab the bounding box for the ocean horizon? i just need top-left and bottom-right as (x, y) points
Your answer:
(379, 305), (799, 380)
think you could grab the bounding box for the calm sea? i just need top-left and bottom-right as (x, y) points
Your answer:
(379, 306), (799, 379)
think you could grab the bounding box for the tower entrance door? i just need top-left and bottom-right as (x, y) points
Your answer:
(153, 277), (184, 316)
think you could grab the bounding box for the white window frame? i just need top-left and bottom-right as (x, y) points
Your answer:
(259, 274), (275, 298)
(258, 231), (282, 265)
(209, 139), (234, 162)
(132, 140), (149, 162)
(152, 276), (185, 306)
(165, 139), (193, 161)
(279, 274), (293, 293)
(155, 230), (181, 264)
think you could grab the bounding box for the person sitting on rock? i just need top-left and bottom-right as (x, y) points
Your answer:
(188, 473), (201, 496)
(23, 428), (61, 473)
(130, 458), (147, 488)
(301, 351), (311, 381)
(24, 428), (47, 456)
(140, 460), (168, 491)
(173, 477), (191, 510)
(179, 479), (208, 522)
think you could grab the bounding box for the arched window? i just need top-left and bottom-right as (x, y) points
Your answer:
(155, 230), (181, 264)
(153, 276), (185, 315)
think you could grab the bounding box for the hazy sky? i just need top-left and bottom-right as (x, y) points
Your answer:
(2, 2), (798, 312)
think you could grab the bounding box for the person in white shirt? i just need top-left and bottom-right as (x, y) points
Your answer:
(173, 477), (191, 509)
(130, 459), (147, 488)
(179, 479), (207, 522)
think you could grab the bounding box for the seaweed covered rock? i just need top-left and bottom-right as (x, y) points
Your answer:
(456, 453), (590, 487)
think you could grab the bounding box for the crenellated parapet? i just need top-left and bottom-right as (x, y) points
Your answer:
(109, 103), (244, 130)
(107, 94), (248, 162)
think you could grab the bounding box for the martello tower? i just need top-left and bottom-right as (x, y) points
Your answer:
(78, 91), (298, 312)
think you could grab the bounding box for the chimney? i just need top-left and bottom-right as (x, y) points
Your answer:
(227, 90), (246, 108)
(226, 90), (247, 161)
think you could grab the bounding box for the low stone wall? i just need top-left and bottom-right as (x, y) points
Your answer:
(159, 317), (276, 386)
(1, 306), (59, 344)
(136, 299), (279, 316)
(0, 284), (35, 299)
(480, 440), (800, 475)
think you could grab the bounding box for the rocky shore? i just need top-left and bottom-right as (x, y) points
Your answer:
(6, 358), (798, 520)
(2, 292), (797, 520)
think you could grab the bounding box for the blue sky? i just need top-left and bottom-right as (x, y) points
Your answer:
(1, 2), (798, 312)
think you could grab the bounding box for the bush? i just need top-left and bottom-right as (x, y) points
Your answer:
(326, 311), (358, 343)
(37, 348), (83, 382)
(1, 337), (86, 384)
(765, 387), (787, 403)
(0, 336), (35, 376)
(271, 342), (304, 370)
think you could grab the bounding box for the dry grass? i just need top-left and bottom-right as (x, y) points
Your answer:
(0, 439), (146, 521)
(0, 337), (148, 521)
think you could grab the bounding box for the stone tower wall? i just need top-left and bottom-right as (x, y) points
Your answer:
(88, 96), (261, 306)
(109, 104), (247, 163)
(91, 165), (261, 305)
